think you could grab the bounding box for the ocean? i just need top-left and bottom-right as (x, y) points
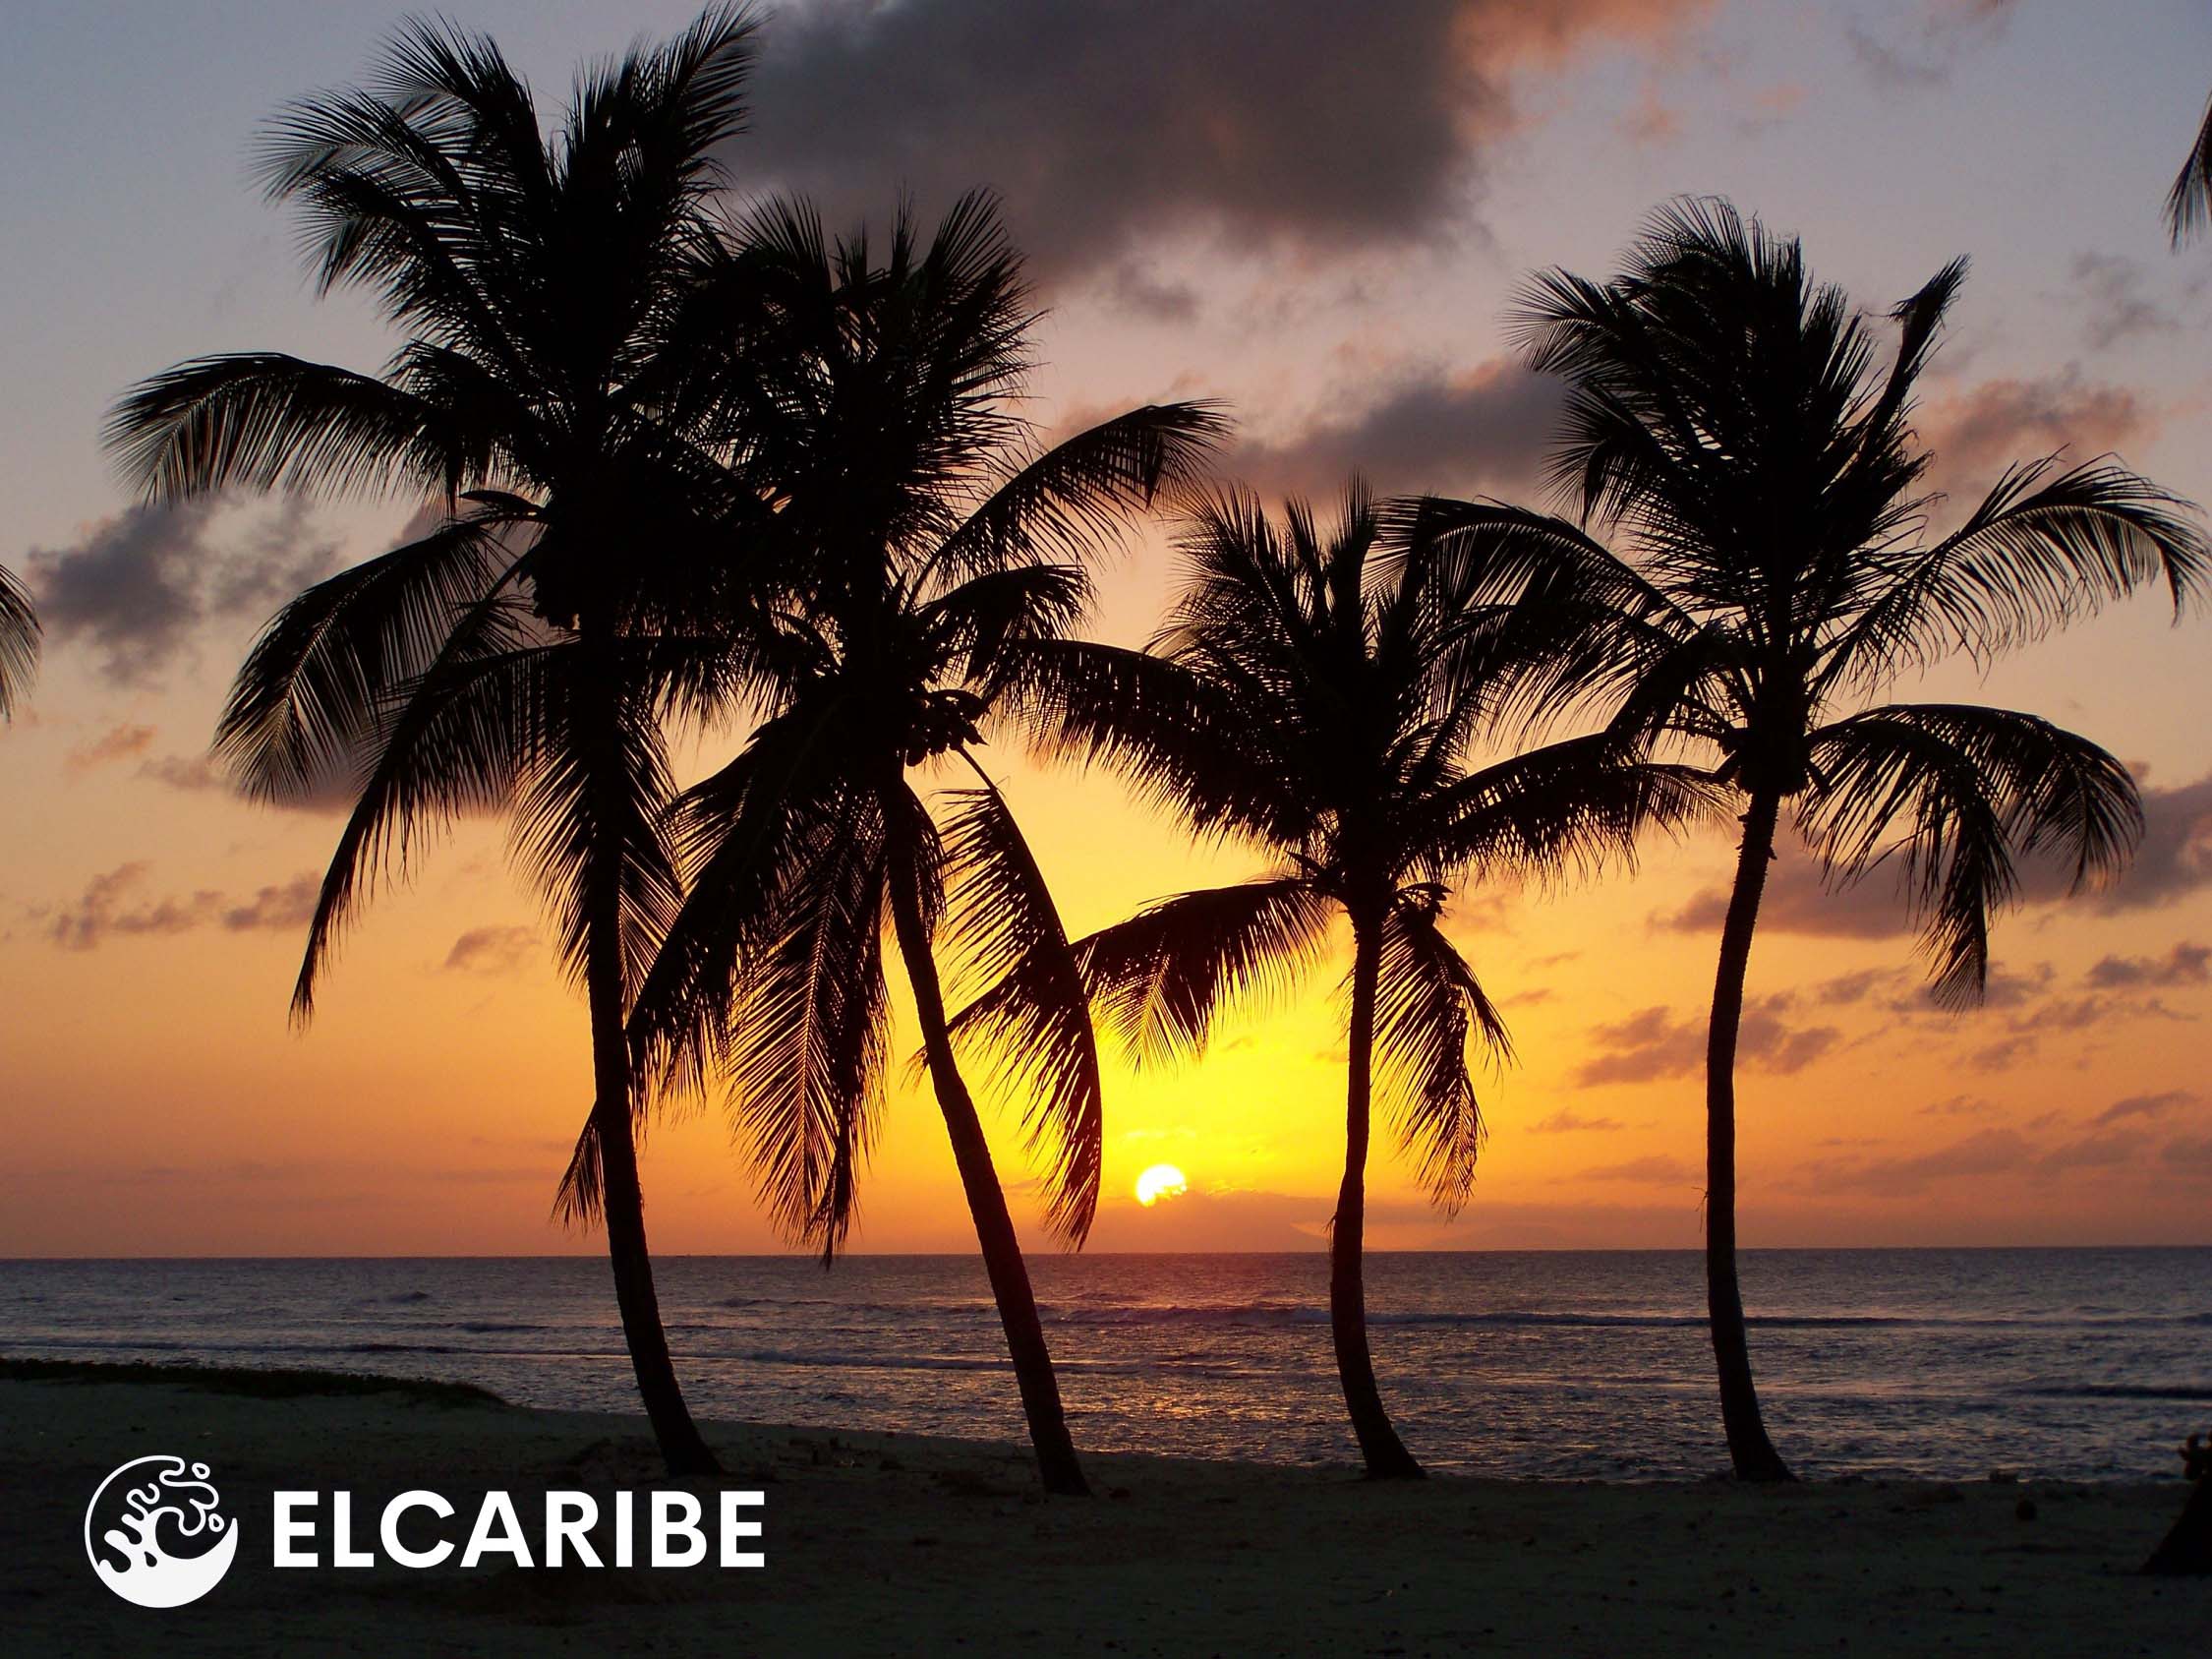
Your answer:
(5, 1249), (2206, 1482)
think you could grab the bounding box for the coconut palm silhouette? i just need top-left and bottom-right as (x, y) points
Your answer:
(611, 194), (1226, 1497)
(104, 6), (775, 1476)
(1418, 199), (2206, 1479)
(979, 483), (1713, 1477)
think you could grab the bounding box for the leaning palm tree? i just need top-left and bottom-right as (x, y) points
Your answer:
(608, 195), (1226, 1497)
(1424, 199), (2206, 1480)
(104, 8), (774, 1475)
(981, 484), (1714, 1478)
(2164, 89), (2212, 243)
(0, 562), (36, 718)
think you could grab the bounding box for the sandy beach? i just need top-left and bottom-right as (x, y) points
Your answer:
(4, 1364), (2203, 1657)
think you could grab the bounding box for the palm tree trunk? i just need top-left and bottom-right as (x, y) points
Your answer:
(1332, 913), (1424, 1480)
(1705, 789), (1793, 1482)
(580, 677), (719, 1478)
(885, 816), (1089, 1498)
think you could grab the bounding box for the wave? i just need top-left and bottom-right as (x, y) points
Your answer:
(1032, 1303), (2160, 1333)
(2012, 1383), (2212, 1402)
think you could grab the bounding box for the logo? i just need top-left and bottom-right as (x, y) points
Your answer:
(85, 1455), (240, 1608)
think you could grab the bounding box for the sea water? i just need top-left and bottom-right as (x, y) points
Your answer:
(5, 1249), (2205, 1481)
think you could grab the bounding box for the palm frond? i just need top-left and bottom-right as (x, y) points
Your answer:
(1372, 901), (1506, 1215)
(996, 637), (1305, 846)
(215, 508), (522, 800)
(2166, 90), (2212, 245)
(924, 402), (1232, 590)
(1822, 458), (2206, 688)
(107, 354), (466, 502)
(1799, 703), (2141, 1008)
(725, 793), (891, 1259)
(1420, 732), (1723, 884)
(289, 610), (551, 1020)
(1053, 876), (1334, 1067)
(627, 696), (866, 1097)
(938, 761), (1103, 1246)
(0, 561), (39, 721)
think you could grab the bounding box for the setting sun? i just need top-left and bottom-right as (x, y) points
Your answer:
(1134, 1164), (1190, 1207)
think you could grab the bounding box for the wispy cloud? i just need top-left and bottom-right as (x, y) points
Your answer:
(45, 863), (320, 951)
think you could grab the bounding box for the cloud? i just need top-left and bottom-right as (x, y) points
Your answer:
(131, 747), (357, 815)
(1229, 360), (1564, 501)
(1847, 0), (2020, 89)
(737, 1), (1710, 283)
(2084, 942), (2210, 989)
(65, 722), (156, 774)
(1573, 997), (1840, 1086)
(1577, 1155), (1701, 1184)
(45, 863), (319, 951)
(2165, 1135), (2212, 1170)
(1918, 1094), (1994, 1117)
(2068, 254), (2185, 353)
(2036, 1127), (2153, 1174)
(2073, 777), (2212, 911)
(1526, 1109), (1628, 1133)
(1662, 777), (2212, 943)
(1795, 1127), (2032, 1195)
(443, 925), (539, 977)
(25, 498), (340, 685)
(1659, 857), (1913, 942)
(2092, 1090), (2196, 1127)
(1919, 372), (2156, 493)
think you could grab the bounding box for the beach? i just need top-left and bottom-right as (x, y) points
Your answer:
(6, 1364), (2204, 1657)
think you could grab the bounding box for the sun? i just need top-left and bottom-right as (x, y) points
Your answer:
(1134, 1163), (1189, 1207)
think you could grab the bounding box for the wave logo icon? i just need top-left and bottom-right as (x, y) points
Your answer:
(84, 1455), (239, 1608)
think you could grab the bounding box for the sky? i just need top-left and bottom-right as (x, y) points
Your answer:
(3, 0), (2210, 1257)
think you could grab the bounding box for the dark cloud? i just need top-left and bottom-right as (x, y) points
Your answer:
(1229, 361), (1564, 501)
(1573, 996), (1839, 1086)
(46, 863), (319, 951)
(2084, 942), (2210, 989)
(737, 1), (1708, 283)
(2068, 254), (2184, 353)
(2093, 1090), (2197, 1128)
(1099, 261), (1202, 324)
(2165, 1135), (2212, 1170)
(26, 498), (340, 685)
(443, 925), (539, 977)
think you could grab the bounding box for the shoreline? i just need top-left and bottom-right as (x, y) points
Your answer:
(5, 1363), (2205, 1656)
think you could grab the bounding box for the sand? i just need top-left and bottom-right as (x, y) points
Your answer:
(3, 1366), (2204, 1657)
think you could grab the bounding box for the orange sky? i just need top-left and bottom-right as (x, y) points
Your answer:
(3, 0), (2209, 1256)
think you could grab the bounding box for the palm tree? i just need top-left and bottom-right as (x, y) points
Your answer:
(611, 195), (1226, 1498)
(981, 484), (1715, 1478)
(2164, 89), (2212, 243)
(1425, 200), (2206, 1480)
(104, 7), (774, 1476)
(0, 563), (35, 719)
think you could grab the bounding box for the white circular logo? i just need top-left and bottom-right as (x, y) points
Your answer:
(84, 1454), (239, 1608)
